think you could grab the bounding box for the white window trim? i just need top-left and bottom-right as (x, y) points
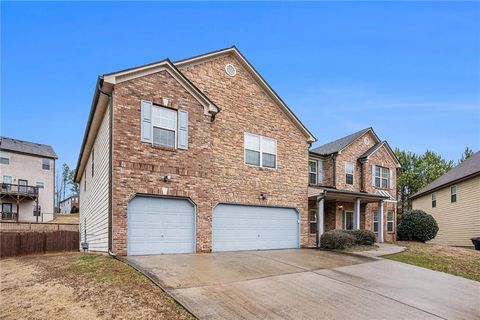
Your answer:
(374, 166), (390, 189)
(431, 193), (437, 208)
(345, 162), (354, 185)
(244, 132), (277, 169)
(309, 160), (318, 184)
(373, 210), (379, 234)
(152, 105), (178, 149)
(387, 211), (395, 233)
(450, 185), (457, 203)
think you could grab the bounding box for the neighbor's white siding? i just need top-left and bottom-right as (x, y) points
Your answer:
(412, 176), (480, 247)
(79, 105), (110, 252)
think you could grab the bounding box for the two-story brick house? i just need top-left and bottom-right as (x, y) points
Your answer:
(75, 47), (399, 256)
(0, 137), (57, 222)
(74, 47), (316, 255)
(308, 128), (400, 244)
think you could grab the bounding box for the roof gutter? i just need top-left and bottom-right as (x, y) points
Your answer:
(74, 77), (108, 182)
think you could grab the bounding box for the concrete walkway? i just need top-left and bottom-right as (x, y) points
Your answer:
(352, 243), (406, 258)
(126, 249), (479, 320)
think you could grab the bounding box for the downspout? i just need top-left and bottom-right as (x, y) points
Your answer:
(360, 159), (365, 192)
(332, 154), (337, 188)
(97, 80), (116, 258)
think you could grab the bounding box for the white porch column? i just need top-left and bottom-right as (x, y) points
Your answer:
(317, 197), (325, 247)
(354, 198), (361, 229)
(378, 200), (384, 243)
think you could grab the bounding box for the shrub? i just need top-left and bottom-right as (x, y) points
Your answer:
(320, 230), (356, 249)
(397, 210), (439, 242)
(344, 229), (376, 245)
(70, 206), (79, 214)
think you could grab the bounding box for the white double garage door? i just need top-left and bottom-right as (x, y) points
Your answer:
(128, 196), (300, 255)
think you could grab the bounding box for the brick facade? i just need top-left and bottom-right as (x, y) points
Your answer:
(111, 54), (311, 255)
(309, 131), (399, 243)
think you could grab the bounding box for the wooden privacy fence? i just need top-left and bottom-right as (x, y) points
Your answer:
(0, 231), (79, 258)
(0, 222), (79, 232)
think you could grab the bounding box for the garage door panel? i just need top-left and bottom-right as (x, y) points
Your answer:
(128, 197), (195, 255)
(213, 204), (299, 252)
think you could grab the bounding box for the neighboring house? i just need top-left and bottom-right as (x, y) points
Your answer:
(0, 137), (57, 222)
(411, 151), (480, 247)
(308, 128), (401, 244)
(59, 195), (79, 213)
(74, 46), (316, 255)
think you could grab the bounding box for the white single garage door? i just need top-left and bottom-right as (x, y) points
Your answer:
(128, 196), (195, 255)
(213, 204), (299, 252)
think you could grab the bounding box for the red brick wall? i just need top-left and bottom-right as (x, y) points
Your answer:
(111, 54), (311, 255)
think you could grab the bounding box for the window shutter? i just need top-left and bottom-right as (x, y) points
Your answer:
(389, 168), (394, 189)
(318, 160), (323, 184)
(178, 109), (188, 150)
(371, 165), (376, 186)
(140, 100), (152, 142)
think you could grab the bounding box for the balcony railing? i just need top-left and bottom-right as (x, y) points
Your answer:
(0, 211), (18, 221)
(0, 183), (39, 197)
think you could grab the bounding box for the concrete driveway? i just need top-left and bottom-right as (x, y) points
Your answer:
(126, 249), (479, 320)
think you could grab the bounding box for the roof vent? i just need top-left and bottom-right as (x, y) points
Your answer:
(225, 64), (236, 77)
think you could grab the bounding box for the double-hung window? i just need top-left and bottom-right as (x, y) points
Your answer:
(450, 185), (457, 203)
(345, 162), (354, 185)
(152, 106), (177, 148)
(42, 159), (50, 170)
(309, 160), (317, 184)
(431, 193), (437, 208)
(373, 211), (379, 234)
(244, 133), (277, 169)
(309, 210), (317, 234)
(387, 211), (394, 232)
(0, 152), (9, 165)
(374, 166), (389, 189)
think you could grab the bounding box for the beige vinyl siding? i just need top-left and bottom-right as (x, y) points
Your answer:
(412, 176), (480, 247)
(79, 105), (110, 252)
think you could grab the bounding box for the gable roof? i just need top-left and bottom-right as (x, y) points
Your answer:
(0, 136), (57, 159)
(359, 141), (401, 167)
(310, 127), (378, 156)
(411, 151), (480, 199)
(175, 46), (316, 143)
(102, 58), (219, 116)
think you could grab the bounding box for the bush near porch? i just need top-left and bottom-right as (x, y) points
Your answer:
(320, 229), (376, 249)
(397, 210), (439, 242)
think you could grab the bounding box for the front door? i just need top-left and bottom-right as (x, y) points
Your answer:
(18, 179), (27, 193)
(343, 211), (354, 230)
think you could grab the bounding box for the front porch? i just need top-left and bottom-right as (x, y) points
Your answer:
(308, 187), (390, 246)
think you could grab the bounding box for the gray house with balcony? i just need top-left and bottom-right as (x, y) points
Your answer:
(0, 137), (57, 222)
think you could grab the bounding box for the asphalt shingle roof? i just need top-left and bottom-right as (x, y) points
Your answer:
(0, 137), (57, 159)
(411, 151), (480, 199)
(310, 127), (372, 155)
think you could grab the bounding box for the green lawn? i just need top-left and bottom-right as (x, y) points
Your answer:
(384, 241), (480, 282)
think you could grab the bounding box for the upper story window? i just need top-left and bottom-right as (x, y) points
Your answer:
(431, 193), (436, 208)
(42, 158), (50, 170)
(345, 162), (354, 185)
(36, 182), (45, 189)
(374, 166), (390, 189)
(0, 152), (9, 165)
(152, 105), (177, 148)
(140, 100), (189, 150)
(309, 160), (317, 184)
(450, 185), (457, 203)
(244, 133), (277, 169)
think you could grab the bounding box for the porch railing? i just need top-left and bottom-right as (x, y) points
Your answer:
(0, 211), (18, 221)
(0, 183), (39, 197)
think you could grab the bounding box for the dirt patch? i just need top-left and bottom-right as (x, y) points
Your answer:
(384, 241), (480, 282)
(0, 253), (194, 320)
(49, 214), (79, 224)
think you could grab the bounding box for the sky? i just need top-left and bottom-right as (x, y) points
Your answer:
(1, 1), (479, 173)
